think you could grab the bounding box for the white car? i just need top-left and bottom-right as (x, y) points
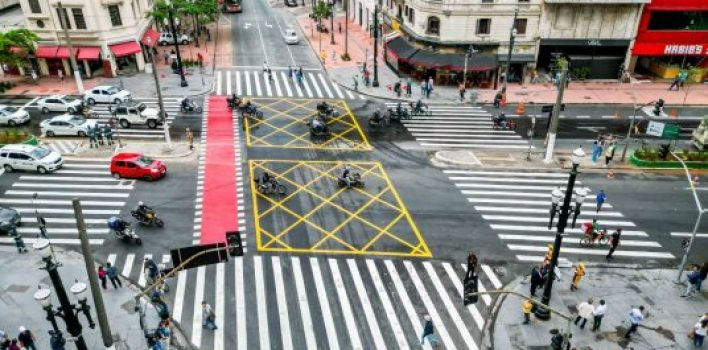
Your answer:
(113, 100), (162, 128)
(0, 144), (63, 174)
(283, 28), (299, 45)
(37, 95), (84, 114)
(0, 105), (30, 126)
(84, 85), (131, 105)
(158, 32), (192, 45)
(40, 114), (97, 137)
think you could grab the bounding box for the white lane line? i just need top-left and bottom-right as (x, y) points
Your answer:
(404, 261), (456, 349)
(670, 232), (708, 238)
(331, 80), (345, 99)
(292, 74), (304, 97)
(272, 71), (283, 97)
(138, 254), (151, 287)
(506, 244), (674, 258)
(474, 206), (623, 217)
(308, 73), (323, 97)
(498, 234), (662, 247)
(236, 71), (242, 95)
(280, 72), (293, 97)
(256, 22), (268, 64)
(226, 70), (232, 96)
(310, 258), (339, 350)
(441, 262), (485, 331)
(482, 215), (636, 227)
(420, 143), (529, 149)
(301, 73), (314, 97)
(317, 73), (334, 98)
(264, 71), (273, 96)
(215, 263), (225, 350)
(291, 257), (317, 349)
(366, 260), (409, 349)
(172, 269), (188, 323)
(272, 257), (293, 350)
(235, 257), (247, 350)
(422, 262), (478, 349)
(245, 71), (253, 96)
(459, 264), (492, 306)
(254, 256), (270, 349)
(191, 266), (206, 348)
(576, 115), (591, 119)
(481, 264), (503, 289)
(328, 259), (362, 350)
(121, 254), (134, 278)
(346, 259), (385, 350)
(216, 70), (222, 95)
(254, 71), (263, 96)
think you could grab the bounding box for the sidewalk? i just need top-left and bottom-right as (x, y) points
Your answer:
(0, 246), (169, 350)
(492, 268), (706, 349)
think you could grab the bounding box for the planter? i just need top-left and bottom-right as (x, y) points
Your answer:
(629, 153), (708, 169)
(0, 132), (38, 148)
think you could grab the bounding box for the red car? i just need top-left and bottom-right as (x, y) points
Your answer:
(110, 153), (166, 181)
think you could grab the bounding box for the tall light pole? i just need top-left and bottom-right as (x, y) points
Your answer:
(463, 45), (477, 87)
(372, 4), (380, 87)
(502, 8), (518, 95)
(329, 0), (335, 44)
(57, 2), (84, 94)
(165, 0), (188, 87)
(146, 37), (172, 149)
(535, 147), (587, 320)
(544, 65), (568, 163)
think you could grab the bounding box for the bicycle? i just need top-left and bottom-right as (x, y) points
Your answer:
(579, 230), (609, 248)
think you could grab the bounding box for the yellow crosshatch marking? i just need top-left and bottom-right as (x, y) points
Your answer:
(243, 98), (371, 151)
(249, 160), (431, 257)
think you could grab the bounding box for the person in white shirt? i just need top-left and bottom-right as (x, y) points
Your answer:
(574, 298), (594, 329)
(592, 299), (608, 331)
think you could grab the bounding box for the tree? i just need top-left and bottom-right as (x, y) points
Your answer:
(148, 0), (218, 36)
(311, 0), (332, 32)
(0, 29), (39, 67)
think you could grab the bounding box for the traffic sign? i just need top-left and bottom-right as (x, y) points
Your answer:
(646, 121), (680, 140)
(646, 121), (664, 137)
(541, 104), (565, 113)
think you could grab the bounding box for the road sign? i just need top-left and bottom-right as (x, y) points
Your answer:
(542, 104), (565, 113)
(646, 121), (680, 139)
(646, 121), (664, 137)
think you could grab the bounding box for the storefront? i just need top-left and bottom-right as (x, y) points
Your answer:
(76, 47), (103, 78)
(35, 46), (66, 77)
(109, 41), (144, 75)
(537, 39), (630, 80)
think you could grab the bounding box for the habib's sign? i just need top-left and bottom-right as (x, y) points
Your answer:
(664, 44), (704, 55)
(633, 42), (708, 56)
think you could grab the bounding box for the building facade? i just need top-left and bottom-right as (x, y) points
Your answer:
(19, 0), (159, 78)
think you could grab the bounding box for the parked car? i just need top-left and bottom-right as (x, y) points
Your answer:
(37, 95), (84, 114)
(0, 206), (21, 233)
(283, 28), (299, 45)
(158, 32), (192, 45)
(284, 0), (297, 7)
(110, 153), (166, 181)
(40, 114), (97, 137)
(83, 85), (131, 105)
(0, 105), (30, 126)
(111, 100), (162, 129)
(0, 144), (63, 174)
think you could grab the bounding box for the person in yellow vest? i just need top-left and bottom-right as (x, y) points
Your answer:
(522, 299), (534, 324)
(570, 263), (586, 291)
(320, 50), (326, 64)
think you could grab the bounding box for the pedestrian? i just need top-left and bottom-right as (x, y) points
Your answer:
(458, 82), (466, 102)
(353, 75), (358, 91)
(624, 305), (645, 339)
(604, 142), (616, 167)
(529, 266), (543, 297)
(669, 69), (687, 91)
(296, 70), (303, 85)
(320, 50), (326, 64)
(606, 228), (622, 260)
(162, 51), (169, 65)
(570, 263), (585, 291)
(364, 69), (370, 86)
(288, 66), (293, 79)
(7, 339), (19, 350)
(197, 52), (203, 68)
(698, 262), (708, 291)
(8, 225), (27, 254)
(102, 124), (114, 146)
(591, 136), (603, 163)
(406, 78), (412, 97)
(522, 299), (534, 324)
(94, 124), (104, 146)
(574, 298), (594, 329)
(592, 299), (607, 331)
(105, 262), (122, 288)
(682, 264), (701, 297)
(494, 91), (503, 108)
(30, 69), (38, 84)
(57, 69), (64, 82)
(202, 301), (217, 330)
(695, 319), (708, 347)
(394, 80), (401, 97)
(419, 315), (438, 346)
(420, 80), (427, 97)
(88, 125), (97, 148)
(186, 128), (194, 150)
(596, 189), (606, 212)
(262, 61), (268, 73)
(427, 76), (434, 98)
(338, 21), (342, 34)
(0, 330), (8, 349)
(98, 265), (107, 289)
(267, 68), (273, 83)
(17, 327), (36, 350)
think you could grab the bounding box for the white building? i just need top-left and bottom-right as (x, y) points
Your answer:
(18, 0), (159, 78)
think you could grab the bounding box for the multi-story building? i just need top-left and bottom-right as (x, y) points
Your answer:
(18, 0), (159, 78)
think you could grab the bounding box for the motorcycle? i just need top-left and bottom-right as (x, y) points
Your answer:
(81, 106), (98, 119)
(408, 101), (431, 116)
(387, 104), (410, 122)
(308, 116), (330, 137)
(317, 101), (333, 115)
(107, 217), (142, 245)
(337, 172), (365, 188)
(242, 104), (264, 120)
(368, 111), (388, 128)
(179, 97), (203, 113)
(131, 208), (165, 228)
(228, 96), (242, 110)
(255, 178), (287, 195)
(492, 116), (516, 130)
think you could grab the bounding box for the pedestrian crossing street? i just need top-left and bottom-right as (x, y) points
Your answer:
(385, 103), (530, 150)
(0, 158), (133, 246)
(213, 69), (365, 100)
(444, 169), (675, 263)
(106, 252), (505, 350)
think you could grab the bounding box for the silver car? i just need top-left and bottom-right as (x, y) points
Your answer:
(0, 105), (30, 126)
(37, 95), (84, 114)
(283, 28), (299, 45)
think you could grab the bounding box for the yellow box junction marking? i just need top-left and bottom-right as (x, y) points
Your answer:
(249, 160), (431, 257)
(243, 98), (371, 151)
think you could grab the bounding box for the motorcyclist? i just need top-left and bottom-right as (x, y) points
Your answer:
(181, 97), (191, 110)
(144, 257), (159, 281)
(414, 99), (426, 114)
(135, 201), (151, 221)
(260, 171), (276, 190)
(494, 113), (508, 128)
(371, 109), (383, 124)
(396, 102), (406, 116)
(340, 166), (352, 188)
(311, 116), (327, 134)
(243, 101), (256, 115)
(228, 94), (241, 109)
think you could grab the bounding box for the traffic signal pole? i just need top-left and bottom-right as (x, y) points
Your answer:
(544, 67), (568, 163)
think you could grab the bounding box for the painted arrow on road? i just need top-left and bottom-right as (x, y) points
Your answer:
(244, 22), (251, 29)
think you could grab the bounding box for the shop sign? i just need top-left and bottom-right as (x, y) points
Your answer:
(664, 44), (704, 55)
(633, 42), (708, 56)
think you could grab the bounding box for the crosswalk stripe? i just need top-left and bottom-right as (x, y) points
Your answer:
(328, 259), (363, 349)
(421, 143), (529, 149)
(346, 259), (385, 350)
(6, 190), (130, 198)
(404, 120), (490, 125)
(63, 163), (108, 169)
(384, 260), (429, 349)
(331, 80), (345, 99)
(0, 237), (103, 245)
(291, 257), (317, 349)
(138, 254), (151, 287)
(450, 176), (574, 184)
(459, 263), (492, 306)
(506, 244), (674, 258)
(172, 269), (188, 323)
(317, 73), (334, 98)
(308, 73), (322, 97)
(417, 138), (528, 144)
(516, 255), (571, 263)
(497, 234), (662, 247)
(254, 71), (262, 96)
(444, 170), (570, 177)
(14, 184), (133, 190)
(404, 261), (456, 349)
(19, 175), (119, 182)
(407, 128), (515, 134)
(214, 262), (225, 350)
(280, 72), (293, 97)
(44, 218), (104, 224)
(236, 71), (242, 95)
(671, 232), (708, 238)
(191, 266), (206, 348)
(413, 133), (522, 139)
(226, 70), (232, 96)
(423, 262), (478, 349)
(474, 206), (623, 217)
(14, 208), (119, 215)
(216, 71), (222, 95)
(481, 265), (503, 289)
(366, 260), (409, 349)
(264, 72), (273, 96)
(301, 74), (314, 97)
(235, 258), (247, 350)
(16, 227), (107, 235)
(272, 257), (294, 350)
(0, 199), (124, 206)
(345, 88), (355, 99)
(491, 224), (648, 236)
(253, 256), (270, 349)
(122, 254), (134, 278)
(272, 72), (283, 97)
(293, 75), (304, 97)
(459, 183), (582, 191)
(310, 258), (339, 349)
(441, 262), (485, 331)
(107, 254), (116, 266)
(56, 170), (107, 175)
(245, 71), (253, 96)
(483, 215), (636, 227)
(467, 197), (601, 206)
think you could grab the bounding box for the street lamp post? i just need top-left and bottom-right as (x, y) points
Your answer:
(164, 0), (188, 87)
(463, 45), (477, 88)
(372, 4), (380, 87)
(145, 37), (173, 149)
(535, 147), (587, 320)
(33, 239), (95, 350)
(329, 0), (335, 45)
(502, 8), (518, 95)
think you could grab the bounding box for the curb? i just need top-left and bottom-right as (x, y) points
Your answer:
(483, 275), (525, 350)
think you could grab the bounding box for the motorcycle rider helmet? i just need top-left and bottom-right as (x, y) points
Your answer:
(138, 201), (144, 206)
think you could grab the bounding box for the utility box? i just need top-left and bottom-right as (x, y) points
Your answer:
(692, 116), (708, 150)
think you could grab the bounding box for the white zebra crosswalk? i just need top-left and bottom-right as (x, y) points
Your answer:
(104, 253), (504, 350)
(87, 98), (185, 141)
(444, 169), (675, 263)
(0, 159), (133, 246)
(385, 103), (529, 150)
(213, 69), (365, 100)
(40, 140), (81, 155)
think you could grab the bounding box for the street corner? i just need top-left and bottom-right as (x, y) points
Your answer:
(248, 159), (431, 257)
(243, 98), (371, 151)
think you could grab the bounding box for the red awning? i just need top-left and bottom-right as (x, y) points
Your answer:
(109, 41), (142, 57)
(77, 46), (101, 60)
(141, 28), (160, 47)
(56, 46), (71, 59)
(35, 46), (59, 59)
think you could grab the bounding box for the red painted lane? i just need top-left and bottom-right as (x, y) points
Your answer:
(200, 96), (238, 245)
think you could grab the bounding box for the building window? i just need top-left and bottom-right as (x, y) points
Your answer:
(477, 18), (490, 34)
(518, 0), (529, 2)
(27, 0), (41, 13)
(56, 7), (71, 29)
(481, 0), (493, 3)
(648, 11), (707, 31)
(427, 16), (440, 35)
(409, 8), (414, 23)
(514, 18), (527, 34)
(108, 5), (122, 27)
(72, 8), (86, 30)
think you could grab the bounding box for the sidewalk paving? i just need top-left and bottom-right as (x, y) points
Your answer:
(0, 246), (170, 350)
(492, 268), (706, 349)
(71, 140), (196, 159)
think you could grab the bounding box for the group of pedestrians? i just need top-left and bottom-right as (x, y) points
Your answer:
(573, 298), (608, 331)
(590, 134), (617, 167)
(88, 123), (114, 149)
(286, 65), (305, 86)
(420, 77), (434, 98)
(682, 262), (708, 298)
(0, 327), (38, 350)
(96, 262), (122, 290)
(392, 79), (413, 98)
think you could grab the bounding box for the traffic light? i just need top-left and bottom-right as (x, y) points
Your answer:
(463, 273), (478, 305)
(226, 231), (243, 257)
(658, 144), (670, 160)
(653, 99), (664, 116)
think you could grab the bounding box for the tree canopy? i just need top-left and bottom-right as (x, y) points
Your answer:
(0, 29), (39, 66)
(148, 0), (219, 26)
